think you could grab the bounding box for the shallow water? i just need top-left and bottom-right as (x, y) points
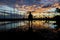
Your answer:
(0, 20), (58, 31)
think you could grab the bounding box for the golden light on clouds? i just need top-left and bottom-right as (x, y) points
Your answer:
(15, 3), (60, 12)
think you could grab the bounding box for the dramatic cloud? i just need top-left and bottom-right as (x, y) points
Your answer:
(0, 0), (60, 5)
(0, 0), (60, 12)
(0, 5), (18, 14)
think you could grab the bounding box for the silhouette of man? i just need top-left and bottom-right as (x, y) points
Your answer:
(28, 12), (33, 20)
(28, 12), (33, 31)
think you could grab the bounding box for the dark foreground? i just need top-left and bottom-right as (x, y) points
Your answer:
(0, 16), (60, 40)
(0, 28), (60, 40)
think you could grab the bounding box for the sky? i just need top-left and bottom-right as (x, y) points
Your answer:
(0, 0), (60, 12)
(0, 0), (59, 6)
(0, 0), (59, 30)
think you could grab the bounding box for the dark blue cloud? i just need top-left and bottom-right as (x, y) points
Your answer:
(16, 0), (41, 5)
(0, 0), (16, 7)
(0, 0), (16, 4)
(0, 0), (60, 7)
(0, 0), (41, 5)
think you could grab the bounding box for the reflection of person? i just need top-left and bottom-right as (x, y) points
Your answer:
(28, 12), (33, 20)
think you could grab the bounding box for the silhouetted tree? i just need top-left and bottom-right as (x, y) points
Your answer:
(54, 16), (60, 29)
(55, 8), (60, 13)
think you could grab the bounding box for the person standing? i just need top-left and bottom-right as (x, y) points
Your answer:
(28, 12), (33, 20)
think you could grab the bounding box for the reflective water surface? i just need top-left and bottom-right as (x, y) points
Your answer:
(0, 20), (58, 31)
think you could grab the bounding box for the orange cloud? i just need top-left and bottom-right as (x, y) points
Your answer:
(15, 3), (60, 12)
